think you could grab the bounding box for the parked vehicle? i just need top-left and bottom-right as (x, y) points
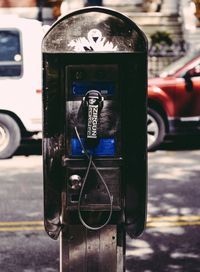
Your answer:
(0, 16), (43, 158)
(147, 49), (200, 150)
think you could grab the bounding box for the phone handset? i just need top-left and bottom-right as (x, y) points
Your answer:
(83, 90), (104, 148)
(74, 91), (113, 231)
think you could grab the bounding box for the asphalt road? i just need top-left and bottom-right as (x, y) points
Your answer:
(127, 148), (200, 272)
(0, 138), (200, 272)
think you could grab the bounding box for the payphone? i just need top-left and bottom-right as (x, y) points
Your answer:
(42, 6), (147, 271)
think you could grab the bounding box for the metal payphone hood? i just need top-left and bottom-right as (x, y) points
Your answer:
(42, 7), (147, 53)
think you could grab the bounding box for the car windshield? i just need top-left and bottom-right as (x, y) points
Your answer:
(0, 29), (22, 77)
(159, 50), (200, 77)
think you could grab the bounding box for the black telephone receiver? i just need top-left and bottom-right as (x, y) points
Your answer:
(83, 90), (104, 148)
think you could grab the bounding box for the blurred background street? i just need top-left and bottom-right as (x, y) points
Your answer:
(0, 0), (200, 271)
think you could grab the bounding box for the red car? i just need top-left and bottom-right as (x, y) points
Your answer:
(147, 50), (200, 150)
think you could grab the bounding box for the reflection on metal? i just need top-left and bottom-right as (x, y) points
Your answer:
(60, 225), (124, 272)
(68, 28), (118, 52)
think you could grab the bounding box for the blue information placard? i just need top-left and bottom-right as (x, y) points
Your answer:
(72, 81), (115, 96)
(71, 138), (115, 156)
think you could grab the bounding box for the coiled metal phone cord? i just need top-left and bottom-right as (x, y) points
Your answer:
(74, 126), (113, 231)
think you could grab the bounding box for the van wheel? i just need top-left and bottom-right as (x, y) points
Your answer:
(0, 114), (21, 159)
(147, 108), (165, 151)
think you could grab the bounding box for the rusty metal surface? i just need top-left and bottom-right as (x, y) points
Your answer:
(61, 225), (124, 272)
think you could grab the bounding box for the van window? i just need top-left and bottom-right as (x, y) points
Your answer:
(0, 30), (22, 77)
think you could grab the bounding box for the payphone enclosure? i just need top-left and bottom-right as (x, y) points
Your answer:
(42, 6), (147, 240)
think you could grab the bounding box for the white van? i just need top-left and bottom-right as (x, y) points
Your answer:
(0, 16), (43, 159)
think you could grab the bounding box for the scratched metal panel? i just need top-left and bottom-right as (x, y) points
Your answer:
(99, 226), (118, 272)
(60, 225), (122, 272)
(66, 166), (121, 210)
(42, 8), (147, 53)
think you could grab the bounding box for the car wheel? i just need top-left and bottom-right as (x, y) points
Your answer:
(0, 114), (21, 159)
(147, 108), (165, 151)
